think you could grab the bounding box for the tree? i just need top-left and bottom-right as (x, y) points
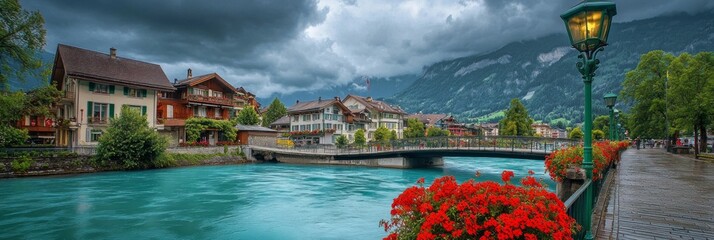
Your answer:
(404, 118), (425, 138)
(667, 52), (714, 154)
(390, 130), (398, 140)
(426, 126), (449, 137)
(96, 106), (168, 169)
(354, 129), (366, 147)
(592, 129), (605, 140)
(593, 115), (610, 139)
(0, 85), (59, 146)
(261, 98), (287, 127)
(498, 98), (534, 136)
(235, 107), (260, 125)
(620, 50), (673, 139)
(335, 134), (348, 148)
(569, 127), (583, 140)
(374, 126), (391, 143)
(1, 0), (46, 91)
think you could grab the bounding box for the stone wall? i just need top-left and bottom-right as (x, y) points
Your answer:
(166, 146), (241, 155)
(0, 156), (97, 178)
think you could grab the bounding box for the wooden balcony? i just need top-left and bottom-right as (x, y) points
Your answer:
(184, 94), (233, 106)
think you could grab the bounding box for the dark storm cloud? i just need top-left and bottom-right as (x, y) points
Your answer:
(24, 0), (714, 97)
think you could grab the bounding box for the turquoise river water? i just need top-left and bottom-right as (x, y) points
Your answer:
(0, 157), (553, 240)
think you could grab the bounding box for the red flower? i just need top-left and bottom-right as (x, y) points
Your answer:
(417, 177), (425, 185)
(501, 170), (514, 183)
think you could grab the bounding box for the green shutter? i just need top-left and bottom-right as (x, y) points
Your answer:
(123, 87), (129, 95)
(109, 104), (115, 118)
(141, 89), (147, 97)
(89, 82), (95, 91)
(141, 106), (147, 116)
(87, 101), (93, 118)
(109, 85), (115, 94)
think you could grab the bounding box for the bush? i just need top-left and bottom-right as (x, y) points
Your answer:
(0, 125), (29, 147)
(96, 107), (168, 169)
(11, 154), (33, 173)
(381, 171), (577, 239)
(335, 135), (348, 148)
(545, 140), (629, 182)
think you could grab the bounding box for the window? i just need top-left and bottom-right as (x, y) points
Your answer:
(193, 88), (208, 96)
(313, 113), (320, 120)
(292, 125), (298, 131)
(326, 123), (332, 129)
(349, 104), (359, 109)
(300, 125), (307, 131)
(89, 129), (103, 142)
(324, 113), (330, 120)
(214, 108), (221, 118)
(332, 108), (339, 114)
(124, 87), (147, 97)
(92, 103), (108, 123)
(96, 84), (108, 93)
(312, 124), (320, 130)
(212, 91), (223, 98)
(167, 105), (174, 118)
(194, 106), (207, 117)
(126, 105), (142, 113)
(303, 115), (311, 121)
(292, 115), (299, 122)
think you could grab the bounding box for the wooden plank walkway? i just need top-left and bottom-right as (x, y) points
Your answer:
(596, 148), (714, 239)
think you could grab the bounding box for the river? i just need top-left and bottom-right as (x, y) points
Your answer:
(0, 157), (553, 239)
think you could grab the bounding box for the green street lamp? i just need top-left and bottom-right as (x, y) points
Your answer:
(561, 1), (616, 239)
(613, 109), (620, 140)
(604, 93), (617, 140)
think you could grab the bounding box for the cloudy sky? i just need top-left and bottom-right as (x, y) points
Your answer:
(25, 0), (713, 99)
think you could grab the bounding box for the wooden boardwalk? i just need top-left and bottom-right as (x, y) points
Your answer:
(596, 148), (714, 239)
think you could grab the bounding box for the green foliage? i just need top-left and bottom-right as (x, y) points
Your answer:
(0, 91), (25, 125)
(0, 124), (28, 147)
(593, 115), (610, 138)
(23, 85), (61, 117)
(499, 98), (534, 136)
(569, 127), (583, 140)
(404, 118), (425, 138)
(426, 126), (450, 137)
(96, 106), (168, 169)
(153, 152), (227, 168)
(468, 110), (505, 123)
(592, 129), (605, 140)
(185, 118), (236, 143)
(390, 130), (397, 140)
(235, 107), (260, 125)
(0, 0), (46, 91)
(10, 154), (32, 173)
(335, 134), (348, 148)
(261, 98), (287, 127)
(374, 126), (391, 143)
(354, 129), (366, 147)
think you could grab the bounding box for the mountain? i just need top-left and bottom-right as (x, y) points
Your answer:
(6, 51), (55, 91)
(258, 74), (417, 106)
(389, 11), (714, 125)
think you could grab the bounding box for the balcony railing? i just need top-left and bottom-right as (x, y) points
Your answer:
(88, 117), (108, 124)
(185, 94), (233, 106)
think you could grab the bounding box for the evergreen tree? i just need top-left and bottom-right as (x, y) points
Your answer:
(354, 129), (366, 147)
(261, 98), (287, 127)
(335, 134), (348, 148)
(0, 0), (46, 91)
(404, 118), (425, 138)
(96, 106), (168, 169)
(236, 107), (260, 125)
(498, 98), (534, 136)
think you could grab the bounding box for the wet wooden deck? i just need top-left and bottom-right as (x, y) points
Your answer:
(595, 148), (714, 239)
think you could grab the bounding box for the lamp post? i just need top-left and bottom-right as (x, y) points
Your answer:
(613, 109), (620, 140)
(604, 93), (617, 140)
(561, 1), (616, 239)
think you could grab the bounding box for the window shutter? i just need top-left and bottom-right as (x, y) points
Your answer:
(86, 128), (91, 142)
(123, 86), (129, 95)
(89, 82), (95, 91)
(87, 101), (93, 118)
(109, 85), (115, 94)
(141, 106), (147, 116)
(109, 104), (115, 118)
(141, 89), (147, 97)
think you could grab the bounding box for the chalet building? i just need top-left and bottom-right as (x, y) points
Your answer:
(16, 115), (55, 145)
(532, 123), (553, 138)
(286, 97), (351, 145)
(156, 70), (259, 146)
(552, 128), (567, 138)
(436, 115), (471, 136)
(269, 116), (291, 134)
(407, 113), (447, 128)
(342, 95), (406, 140)
(481, 123), (500, 136)
(50, 44), (175, 147)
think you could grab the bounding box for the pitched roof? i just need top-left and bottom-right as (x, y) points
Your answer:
(235, 124), (277, 132)
(408, 114), (447, 125)
(56, 44), (175, 91)
(174, 72), (238, 93)
(269, 116), (290, 126)
(344, 95), (406, 114)
(287, 98), (350, 114)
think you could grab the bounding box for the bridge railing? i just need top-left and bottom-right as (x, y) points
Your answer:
(564, 179), (592, 240)
(250, 136), (580, 155)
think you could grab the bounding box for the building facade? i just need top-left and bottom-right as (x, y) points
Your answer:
(50, 44), (175, 147)
(532, 123), (553, 138)
(342, 95), (406, 140)
(286, 98), (351, 145)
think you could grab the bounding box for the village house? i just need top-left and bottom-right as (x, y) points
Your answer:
(16, 115), (55, 145)
(480, 123), (500, 136)
(532, 123), (553, 138)
(286, 97), (351, 145)
(50, 44), (175, 147)
(156, 70), (259, 146)
(342, 95), (407, 140)
(407, 113), (447, 129)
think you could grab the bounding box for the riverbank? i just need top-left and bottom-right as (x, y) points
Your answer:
(0, 151), (251, 178)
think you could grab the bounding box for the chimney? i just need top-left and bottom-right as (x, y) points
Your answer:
(334, 96), (340, 101)
(109, 47), (117, 59)
(318, 97), (322, 102)
(187, 68), (193, 78)
(366, 96), (372, 102)
(173, 78), (178, 84)
(296, 100), (300, 104)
